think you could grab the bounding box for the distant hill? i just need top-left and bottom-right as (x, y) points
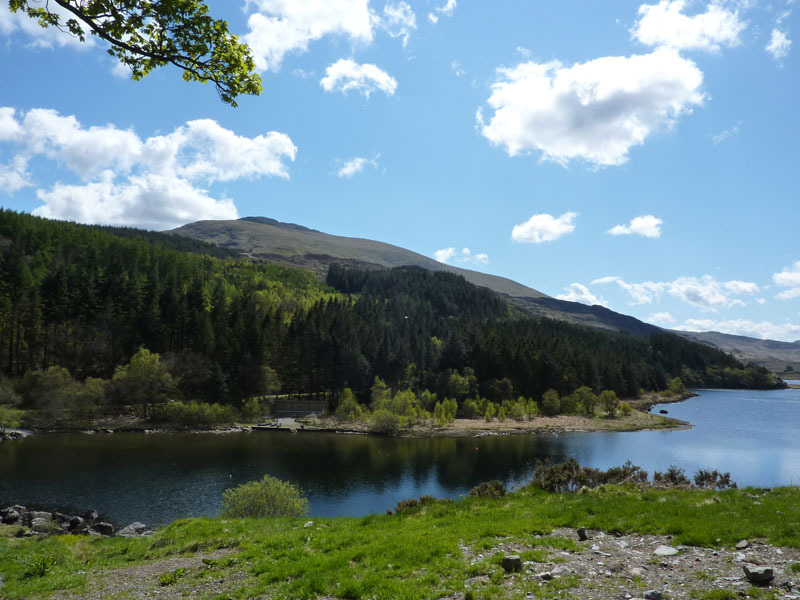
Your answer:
(171, 217), (549, 300)
(674, 331), (800, 374)
(170, 217), (800, 373)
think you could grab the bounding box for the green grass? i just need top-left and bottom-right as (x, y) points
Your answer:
(0, 485), (798, 599)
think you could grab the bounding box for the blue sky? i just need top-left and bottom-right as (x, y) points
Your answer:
(1, 0), (799, 341)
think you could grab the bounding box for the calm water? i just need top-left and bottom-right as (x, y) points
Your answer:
(1, 386), (799, 525)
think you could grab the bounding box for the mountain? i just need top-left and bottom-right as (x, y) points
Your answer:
(170, 217), (548, 300)
(674, 331), (800, 374)
(170, 217), (800, 372)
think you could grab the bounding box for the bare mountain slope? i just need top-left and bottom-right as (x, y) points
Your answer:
(674, 330), (800, 373)
(171, 217), (549, 299)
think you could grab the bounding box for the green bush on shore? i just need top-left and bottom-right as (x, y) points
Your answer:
(220, 474), (309, 518)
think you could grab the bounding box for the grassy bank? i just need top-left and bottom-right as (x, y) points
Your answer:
(2, 485), (799, 599)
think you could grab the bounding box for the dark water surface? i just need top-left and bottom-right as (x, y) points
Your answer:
(1, 387), (799, 525)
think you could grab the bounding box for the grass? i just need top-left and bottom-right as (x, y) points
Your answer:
(0, 485), (798, 599)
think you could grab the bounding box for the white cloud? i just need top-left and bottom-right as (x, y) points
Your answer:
(0, 156), (30, 193)
(451, 61), (466, 77)
(382, 2), (416, 47)
(0, 2), (93, 49)
(427, 0), (456, 24)
(607, 214), (663, 238)
(433, 246), (489, 266)
(511, 212), (578, 244)
(336, 155), (379, 178)
(773, 260), (800, 300)
(766, 29), (792, 60)
(648, 311), (676, 324)
(757, 298), (767, 305)
(0, 106), (296, 229)
(243, 0), (374, 72)
(478, 48), (705, 166)
(677, 318), (800, 342)
(595, 274), (757, 310)
(556, 283), (607, 307)
(712, 121), (741, 145)
(320, 59), (397, 98)
(591, 275), (623, 285)
(632, 0), (745, 52)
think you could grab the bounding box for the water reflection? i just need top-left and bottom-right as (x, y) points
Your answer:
(1, 386), (799, 525)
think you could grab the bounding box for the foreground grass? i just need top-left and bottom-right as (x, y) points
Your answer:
(1, 486), (799, 599)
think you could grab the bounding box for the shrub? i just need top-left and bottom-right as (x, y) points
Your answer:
(335, 388), (366, 422)
(484, 402), (497, 422)
(220, 475), (309, 518)
(370, 409), (399, 435)
(151, 401), (234, 428)
(541, 389), (560, 416)
(694, 469), (737, 489)
(470, 480), (507, 498)
(619, 401), (632, 416)
(530, 459), (647, 492)
(654, 465), (690, 486)
(461, 398), (480, 418)
(599, 390), (619, 417)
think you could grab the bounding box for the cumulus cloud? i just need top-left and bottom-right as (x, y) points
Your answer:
(0, 156), (30, 193)
(774, 261), (800, 300)
(607, 215), (663, 238)
(382, 2), (416, 47)
(511, 212), (578, 244)
(595, 274), (758, 311)
(0, 2), (93, 49)
(766, 29), (792, 60)
(336, 154), (379, 178)
(556, 283), (607, 307)
(0, 106), (296, 229)
(320, 59), (397, 98)
(648, 311), (676, 324)
(243, 0), (374, 72)
(427, 0), (456, 24)
(433, 247), (489, 266)
(631, 0), (745, 52)
(677, 318), (800, 342)
(478, 48), (705, 166)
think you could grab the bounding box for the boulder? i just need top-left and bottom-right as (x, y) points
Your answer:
(69, 516), (85, 531)
(304, 521), (314, 528)
(1, 509), (19, 524)
(653, 545), (679, 557)
(501, 554), (522, 573)
(90, 522), (115, 536)
(644, 591), (663, 600)
(735, 539), (750, 550)
(83, 509), (99, 522)
(743, 565), (774, 584)
(118, 522), (147, 537)
(31, 517), (52, 533)
(53, 512), (71, 524)
(576, 527), (589, 541)
(30, 510), (52, 521)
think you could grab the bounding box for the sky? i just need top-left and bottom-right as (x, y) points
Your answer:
(1, 0), (799, 342)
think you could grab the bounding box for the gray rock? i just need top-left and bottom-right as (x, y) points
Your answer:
(537, 571), (553, 581)
(743, 565), (774, 584)
(31, 517), (51, 533)
(1, 509), (19, 524)
(304, 520), (314, 528)
(53, 512), (70, 523)
(654, 545), (679, 556)
(734, 553), (746, 562)
(577, 527), (589, 541)
(83, 509), (98, 522)
(501, 554), (522, 573)
(629, 567), (647, 577)
(736, 539), (750, 550)
(644, 591), (663, 600)
(118, 522), (147, 537)
(90, 521), (115, 536)
(30, 510), (51, 520)
(69, 516), (85, 530)
(550, 565), (570, 577)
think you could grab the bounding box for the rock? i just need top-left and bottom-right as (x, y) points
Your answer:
(654, 545), (679, 556)
(304, 521), (314, 528)
(734, 553), (746, 562)
(537, 571), (553, 581)
(1, 509), (19, 524)
(69, 516), (85, 531)
(550, 565), (570, 577)
(501, 554), (522, 573)
(736, 539), (750, 550)
(118, 522), (147, 537)
(90, 522), (115, 536)
(644, 591), (663, 600)
(31, 517), (52, 533)
(53, 512), (71, 523)
(83, 509), (99, 522)
(743, 565), (774, 584)
(659, 409), (668, 414)
(577, 527), (589, 541)
(629, 567), (647, 577)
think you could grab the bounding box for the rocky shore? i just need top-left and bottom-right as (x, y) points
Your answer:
(0, 504), (151, 539)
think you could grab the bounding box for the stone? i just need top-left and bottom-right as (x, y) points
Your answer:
(118, 522), (147, 537)
(501, 555), (522, 573)
(644, 591), (663, 600)
(550, 565), (570, 577)
(30, 510), (51, 521)
(654, 545), (679, 557)
(743, 565), (774, 584)
(53, 512), (70, 523)
(537, 571), (553, 580)
(734, 553), (746, 562)
(629, 567), (647, 577)
(90, 521), (115, 536)
(304, 521), (314, 528)
(577, 527), (589, 541)
(1, 509), (19, 524)
(69, 516), (85, 530)
(31, 517), (51, 533)
(736, 539), (750, 550)
(83, 509), (98, 522)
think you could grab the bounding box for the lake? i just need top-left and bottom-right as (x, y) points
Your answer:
(1, 386), (799, 526)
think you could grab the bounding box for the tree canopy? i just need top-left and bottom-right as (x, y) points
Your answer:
(9, 0), (262, 106)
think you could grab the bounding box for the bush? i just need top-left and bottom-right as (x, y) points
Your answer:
(336, 388), (367, 422)
(530, 459), (648, 493)
(541, 389), (560, 416)
(370, 409), (399, 435)
(470, 480), (507, 498)
(619, 401), (632, 416)
(220, 475), (309, 518)
(654, 465), (690, 486)
(151, 401), (234, 428)
(599, 390), (619, 417)
(694, 469), (736, 489)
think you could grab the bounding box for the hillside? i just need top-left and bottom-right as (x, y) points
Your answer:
(674, 330), (800, 374)
(170, 217), (549, 300)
